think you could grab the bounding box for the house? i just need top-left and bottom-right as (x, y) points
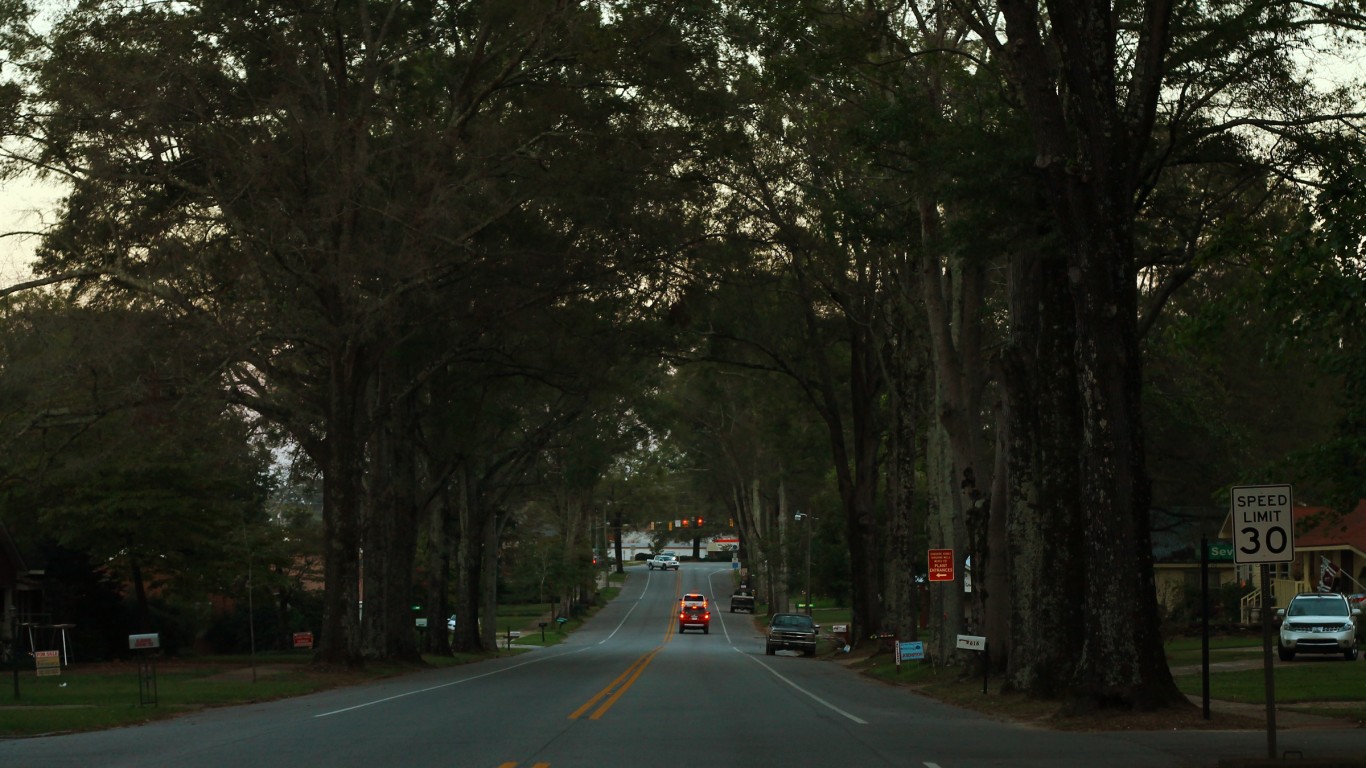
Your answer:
(1, 519), (46, 648)
(1150, 507), (1239, 619)
(1219, 499), (1366, 621)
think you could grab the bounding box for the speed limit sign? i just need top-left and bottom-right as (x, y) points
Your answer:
(1231, 484), (1294, 564)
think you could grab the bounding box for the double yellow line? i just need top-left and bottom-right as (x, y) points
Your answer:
(568, 572), (681, 721)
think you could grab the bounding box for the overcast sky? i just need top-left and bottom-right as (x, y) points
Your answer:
(0, 174), (63, 284)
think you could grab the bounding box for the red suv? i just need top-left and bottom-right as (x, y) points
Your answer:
(679, 593), (710, 634)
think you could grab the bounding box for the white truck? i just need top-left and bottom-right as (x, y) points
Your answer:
(647, 553), (680, 570)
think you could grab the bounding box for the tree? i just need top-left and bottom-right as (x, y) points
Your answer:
(19, 0), (699, 663)
(0, 297), (273, 630)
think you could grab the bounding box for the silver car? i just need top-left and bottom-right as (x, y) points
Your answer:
(1277, 593), (1360, 661)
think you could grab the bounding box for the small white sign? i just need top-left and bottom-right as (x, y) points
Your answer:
(956, 634), (986, 651)
(128, 633), (160, 650)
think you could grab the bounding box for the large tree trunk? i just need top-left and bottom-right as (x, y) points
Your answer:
(925, 418), (965, 664)
(422, 486), (454, 656)
(1002, 246), (1085, 696)
(883, 314), (924, 641)
(1070, 231), (1180, 709)
(917, 198), (992, 664)
(985, 0), (1183, 710)
(317, 347), (367, 666)
(360, 384), (421, 663)
(480, 510), (500, 651)
(452, 466), (485, 653)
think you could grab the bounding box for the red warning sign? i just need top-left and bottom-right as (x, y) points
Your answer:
(928, 549), (954, 582)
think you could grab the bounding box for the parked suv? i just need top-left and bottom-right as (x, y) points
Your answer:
(678, 593), (710, 634)
(765, 613), (819, 656)
(1277, 592), (1361, 661)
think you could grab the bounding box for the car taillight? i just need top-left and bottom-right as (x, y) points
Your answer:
(703, 612), (710, 620)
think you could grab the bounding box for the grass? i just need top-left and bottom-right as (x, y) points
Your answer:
(1173, 660), (1366, 704)
(0, 652), (416, 736)
(0, 588), (626, 738)
(843, 632), (1366, 730)
(1162, 634), (1266, 666)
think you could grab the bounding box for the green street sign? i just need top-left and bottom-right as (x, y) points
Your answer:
(1206, 540), (1234, 562)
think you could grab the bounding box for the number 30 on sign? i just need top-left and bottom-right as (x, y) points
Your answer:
(1230, 484), (1294, 565)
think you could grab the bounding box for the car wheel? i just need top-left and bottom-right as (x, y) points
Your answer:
(1346, 646), (1359, 661)
(804, 647), (815, 657)
(765, 644), (775, 655)
(703, 626), (709, 634)
(1278, 646), (1294, 661)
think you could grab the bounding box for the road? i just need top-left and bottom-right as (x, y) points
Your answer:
(3, 563), (1361, 767)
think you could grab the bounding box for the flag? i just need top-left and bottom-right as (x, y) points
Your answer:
(1318, 556), (1340, 593)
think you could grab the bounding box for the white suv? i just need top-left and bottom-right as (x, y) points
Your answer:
(647, 554), (679, 570)
(1277, 593), (1360, 661)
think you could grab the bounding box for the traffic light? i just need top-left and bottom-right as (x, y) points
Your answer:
(695, 517), (704, 527)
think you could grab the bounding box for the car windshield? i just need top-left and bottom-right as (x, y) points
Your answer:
(773, 615), (814, 629)
(683, 594), (704, 602)
(1288, 597), (1348, 617)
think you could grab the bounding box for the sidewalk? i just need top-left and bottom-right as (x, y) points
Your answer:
(1187, 694), (1355, 730)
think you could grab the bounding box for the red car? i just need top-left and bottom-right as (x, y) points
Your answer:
(679, 593), (710, 634)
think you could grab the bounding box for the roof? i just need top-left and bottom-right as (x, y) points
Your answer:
(1216, 499), (1366, 559)
(1293, 499), (1366, 555)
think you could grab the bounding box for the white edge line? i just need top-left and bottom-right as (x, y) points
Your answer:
(599, 599), (643, 643)
(736, 646), (868, 724)
(706, 567), (736, 642)
(314, 647), (591, 718)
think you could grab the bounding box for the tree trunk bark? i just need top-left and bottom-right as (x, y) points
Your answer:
(452, 466), (485, 653)
(884, 319), (924, 641)
(422, 486), (454, 656)
(360, 384), (421, 663)
(316, 349), (366, 665)
(1001, 246), (1084, 696)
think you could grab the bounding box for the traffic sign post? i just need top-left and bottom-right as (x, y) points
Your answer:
(1230, 484), (1293, 760)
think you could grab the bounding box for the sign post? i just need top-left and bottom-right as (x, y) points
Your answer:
(1231, 484), (1293, 760)
(956, 634), (988, 694)
(129, 633), (160, 707)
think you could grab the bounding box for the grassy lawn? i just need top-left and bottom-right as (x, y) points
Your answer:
(1, 584), (628, 738)
(0, 652), (470, 737)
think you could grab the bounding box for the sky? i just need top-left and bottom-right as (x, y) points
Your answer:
(0, 174), (63, 285)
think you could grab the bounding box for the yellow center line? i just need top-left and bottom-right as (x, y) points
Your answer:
(568, 577), (682, 721)
(588, 646), (661, 719)
(568, 649), (656, 719)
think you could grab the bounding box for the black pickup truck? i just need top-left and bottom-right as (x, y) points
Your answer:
(729, 587), (755, 613)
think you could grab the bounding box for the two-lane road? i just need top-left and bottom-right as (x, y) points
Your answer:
(4, 563), (1359, 767)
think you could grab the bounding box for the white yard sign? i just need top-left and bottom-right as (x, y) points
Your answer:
(1231, 484), (1294, 564)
